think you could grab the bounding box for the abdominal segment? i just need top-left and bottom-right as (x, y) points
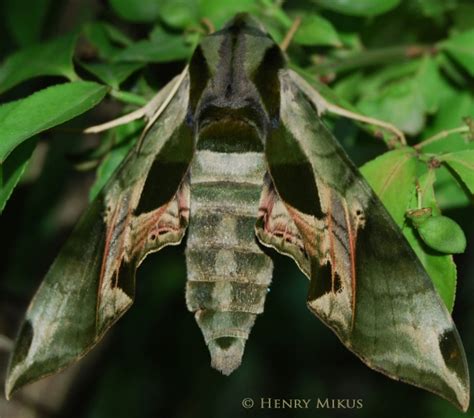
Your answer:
(185, 150), (273, 375)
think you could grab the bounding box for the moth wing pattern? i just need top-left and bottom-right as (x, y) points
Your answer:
(256, 174), (309, 277)
(257, 68), (469, 411)
(6, 73), (192, 398)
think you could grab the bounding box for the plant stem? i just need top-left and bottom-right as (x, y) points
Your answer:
(314, 45), (435, 75)
(415, 126), (469, 150)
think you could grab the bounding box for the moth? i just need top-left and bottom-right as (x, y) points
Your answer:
(6, 14), (469, 411)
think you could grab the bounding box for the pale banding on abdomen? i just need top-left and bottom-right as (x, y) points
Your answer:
(185, 150), (273, 375)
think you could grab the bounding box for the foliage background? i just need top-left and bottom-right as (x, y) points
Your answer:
(0, 0), (473, 417)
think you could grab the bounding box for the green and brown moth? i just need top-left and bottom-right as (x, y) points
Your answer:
(5, 14), (470, 411)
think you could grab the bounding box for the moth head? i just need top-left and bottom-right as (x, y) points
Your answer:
(188, 14), (286, 150)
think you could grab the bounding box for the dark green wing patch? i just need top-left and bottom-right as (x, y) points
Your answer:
(257, 69), (470, 411)
(6, 74), (193, 399)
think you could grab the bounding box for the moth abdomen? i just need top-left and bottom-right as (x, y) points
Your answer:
(185, 150), (272, 375)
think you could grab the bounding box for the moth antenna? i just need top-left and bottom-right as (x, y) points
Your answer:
(83, 69), (189, 135)
(280, 16), (302, 52)
(322, 102), (407, 145)
(83, 107), (146, 134)
(201, 17), (215, 34)
(288, 70), (407, 145)
(136, 66), (189, 151)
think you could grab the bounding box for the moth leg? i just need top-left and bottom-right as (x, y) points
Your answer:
(287, 70), (406, 145)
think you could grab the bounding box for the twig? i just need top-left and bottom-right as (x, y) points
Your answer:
(415, 126), (469, 150)
(314, 44), (435, 75)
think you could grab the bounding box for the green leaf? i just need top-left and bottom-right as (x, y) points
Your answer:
(404, 226), (457, 311)
(114, 35), (192, 62)
(0, 82), (108, 163)
(416, 216), (466, 254)
(434, 166), (471, 209)
(417, 55), (444, 114)
(357, 58), (444, 133)
(451, 3), (474, 31)
(415, 0), (457, 19)
(159, 0), (199, 29)
(198, 0), (258, 28)
(360, 148), (419, 226)
(441, 28), (474, 77)
(440, 150), (474, 194)
(110, 90), (148, 106)
(80, 61), (144, 89)
(333, 72), (364, 102)
(102, 23), (134, 47)
(293, 13), (341, 47)
(421, 92), (474, 153)
(2, 0), (52, 46)
(358, 78), (425, 135)
(83, 22), (124, 61)
(312, 0), (401, 16)
(403, 170), (457, 311)
(0, 32), (78, 94)
(357, 61), (420, 95)
(0, 138), (36, 213)
(108, 0), (161, 22)
(89, 122), (142, 201)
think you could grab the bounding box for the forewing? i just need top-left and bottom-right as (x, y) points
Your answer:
(6, 74), (192, 397)
(258, 68), (469, 410)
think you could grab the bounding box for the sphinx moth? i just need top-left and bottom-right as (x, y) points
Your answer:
(6, 15), (469, 411)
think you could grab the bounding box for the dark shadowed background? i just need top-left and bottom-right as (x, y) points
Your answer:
(0, 0), (473, 417)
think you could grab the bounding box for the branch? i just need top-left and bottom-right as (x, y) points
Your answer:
(314, 45), (436, 75)
(415, 126), (470, 150)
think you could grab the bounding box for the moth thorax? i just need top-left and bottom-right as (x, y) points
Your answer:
(197, 119), (264, 153)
